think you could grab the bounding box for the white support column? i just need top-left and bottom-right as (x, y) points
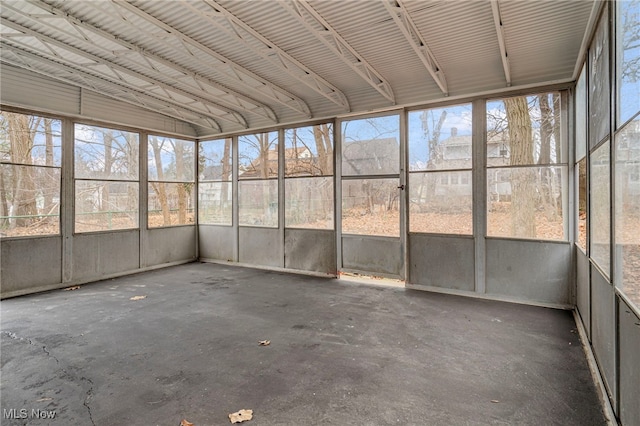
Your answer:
(61, 118), (75, 283)
(278, 128), (286, 268)
(139, 132), (149, 269)
(232, 136), (239, 262)
(490, 0), (512, 87)
(472, 99), (487, 294)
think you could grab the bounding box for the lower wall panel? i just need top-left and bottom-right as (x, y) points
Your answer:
(199, 225), (235, 262)
(285, 229), (336, 275)
(146, 226), (196, 266)
(576, 248), (591, 340)
(1, 237), (62, 295)
(239, 227), (281, 268)
(619, 298), (640, 425)
(590, 265), (616, 405)
(409, 234), (474, 291)
(341, 235), (402, 277)
(72, 230), (139, 283)
(486, 239), (571, 305)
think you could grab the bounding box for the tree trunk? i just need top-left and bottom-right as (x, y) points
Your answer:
(174, 141), (187, 224)
(505, 97), (536, 237)
(7, 113), (38, 227)
(43, 119), (54, 215)
(150, 137), (171, 225)
(538, 94), (558, 219)
(102, 130), (113, 211)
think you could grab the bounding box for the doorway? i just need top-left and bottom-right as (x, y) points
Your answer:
(337, 112), (405, 280)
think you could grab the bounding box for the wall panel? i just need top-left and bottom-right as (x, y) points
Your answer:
(0, 64), (197, 138)
(285, 229), (336, 275)
(590, 265), (616, 405)
(486, 239), (571, 305)
(409, 234), (475, 291)
(342, 235), (402, 278)
(239, 227), (281, 268)
(199, 225), (235, 262)
(146, 227), (196, 266)
(576, 249), (591, 340)
(0, 237), (62, 296)
(72, 231), (139, 283)
(618, 299), (640, 426)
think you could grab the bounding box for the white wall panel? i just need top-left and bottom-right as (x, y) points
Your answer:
(72, 231), (140, 283)
(0, 237), (62, 297)
(0, 64), (197, 138)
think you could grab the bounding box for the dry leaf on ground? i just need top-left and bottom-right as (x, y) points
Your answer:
(130, 295), (147, 301)
(491, 400), (500, 403)
(63, 286), (80, 291)
(180, 420), (194, 426)
(229, 409), (253, 424)
(258, 340), (270, 346)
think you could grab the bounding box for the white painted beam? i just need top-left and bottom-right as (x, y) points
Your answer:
(381, 0), (448, 95)
(8, 0), (279, 126)
(114, 0), (312, 118)
(188, 0), (349, 113)
(490, 0), (512, 86)
(281, 0), (395, 104)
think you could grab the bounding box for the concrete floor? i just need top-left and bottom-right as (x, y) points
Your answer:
(1, 262), (606, 425)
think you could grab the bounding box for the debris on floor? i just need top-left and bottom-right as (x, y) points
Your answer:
(63, 286), (81, 291)
(491, 400), (500, 403)
(129, 295), (147, 301)
(180, 420), (194, 426)
(258, 340), (270, 346)
(229, 409), (253, 423)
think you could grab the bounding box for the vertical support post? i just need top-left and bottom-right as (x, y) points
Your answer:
(400, 108), (408, 282)
(61, 118), (74, 283)
(232, 135), (239, 262)
(335, 119), (343, 274)
(139, 132), (148, 268)
(565, 90), (576, 306)
(472, 99), (487, 294)
(278, 128), (285, 268)
(194, 137), (199, 261)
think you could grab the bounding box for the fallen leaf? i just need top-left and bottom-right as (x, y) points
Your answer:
(258, 340), (270, 346)
(180, 420), (194, 426)
(130, 295), (147, 301)
(229, 409), (253, 424)
(63, 286), (81, 291)
(491, 400), (500, 403)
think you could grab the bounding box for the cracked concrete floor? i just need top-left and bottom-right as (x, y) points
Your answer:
(1, 262), (606, 425)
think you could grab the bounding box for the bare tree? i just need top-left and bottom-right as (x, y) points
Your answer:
(149, 136), (171, 225)
(504, 96), (536, 237)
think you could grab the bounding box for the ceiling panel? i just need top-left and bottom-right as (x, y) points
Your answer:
(0, 0), (598, 137)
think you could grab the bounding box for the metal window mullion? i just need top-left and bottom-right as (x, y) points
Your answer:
(400, 108), (408, 282)
(232, 136), (239, 262)
(408, 167), (472, 174)
(341, 173), (399, 180)
(139, 132), (148, 268)
(473, 99), (487, 294)
(335, 119), (343, 273)
(278, 128), (285, 268)
(0, 162), (61, 170)
(61, 117), (74, 283)
(75, 177), (138, 183)
(194, 138), (199, 260)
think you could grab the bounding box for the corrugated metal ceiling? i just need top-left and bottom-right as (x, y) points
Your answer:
(0, 0), (597, 137)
